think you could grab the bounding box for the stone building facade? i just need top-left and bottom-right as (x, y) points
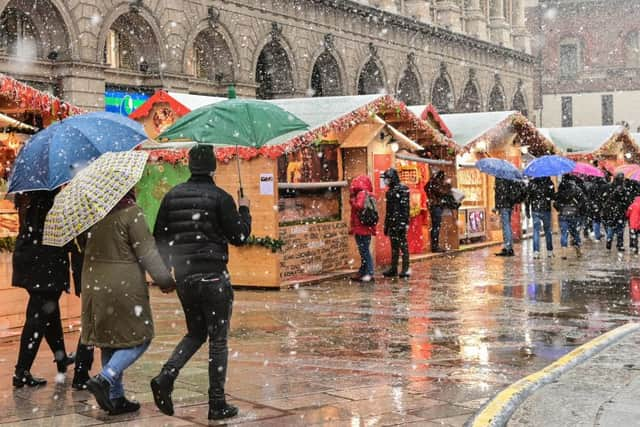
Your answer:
(527, 0), (640, 129)
(0, 0), (534, 119)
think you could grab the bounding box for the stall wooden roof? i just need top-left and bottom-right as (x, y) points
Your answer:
(440, 111), (555, 157)
(407, 104), (452, 137)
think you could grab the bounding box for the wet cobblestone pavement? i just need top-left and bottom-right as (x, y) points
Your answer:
(1, 239), (639, 426)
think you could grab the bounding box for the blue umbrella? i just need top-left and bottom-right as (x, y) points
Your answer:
(8, 112), (147, 193)
(524, 155), (576, 178)
(475, 158), (524, 181)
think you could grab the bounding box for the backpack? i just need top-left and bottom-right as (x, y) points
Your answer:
(359, 193), (379, 227)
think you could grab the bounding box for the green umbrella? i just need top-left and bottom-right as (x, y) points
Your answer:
(158, 98), (308, 196)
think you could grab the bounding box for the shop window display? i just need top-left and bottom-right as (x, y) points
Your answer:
(277, 143), (341, 225)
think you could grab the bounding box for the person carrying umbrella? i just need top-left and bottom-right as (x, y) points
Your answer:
(150, 145), (251, 421)
(603, 173), (634, 253)
(494, 178), (526, 257)
(42, 151), (177, 415)
(525, 177), (556, 259)
(382, 168), (411, 277)
(554, 174), (587, 259)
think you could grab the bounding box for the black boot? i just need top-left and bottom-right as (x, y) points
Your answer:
(72, 370), (90, 391)
(382, 269), (398, 277)
(209, 401), (239, 420)
(13, 370), (47, 388)
(150, 369), (176, 416)
(56, 353), (76, 373)
(109, 397), (141, 415)
(86, 375), (114, 413)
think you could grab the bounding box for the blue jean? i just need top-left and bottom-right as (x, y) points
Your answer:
(500, 208), (513, 250)
(532, 210), (553, 252)
(355, 234), (374, 276)
(606, 221), (625, 249)
(593, 221), (602, 240)
(559, 216), (581, 248)
(99, 340), (150, 399)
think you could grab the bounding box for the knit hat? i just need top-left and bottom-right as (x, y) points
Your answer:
(188, 145), (216, 175)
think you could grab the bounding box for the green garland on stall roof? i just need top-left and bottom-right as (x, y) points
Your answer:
(245, 235), (285, 253)
(0, 236), (16, 253)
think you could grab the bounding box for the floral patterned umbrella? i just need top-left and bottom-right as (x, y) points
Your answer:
(42, 151), (149, 247)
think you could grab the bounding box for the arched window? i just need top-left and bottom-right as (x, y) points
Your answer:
(512, 86), (528, 117)
(457, 79), (482, 112)
(431, 74), (453, 113)
(357, 58), (384, 95)
(396, 68), (422, 105)
(191, 29), (234, 83)
(488, 83), (506, 111)
(256, 40), (294, 99)
(0, 1), (71, 60)
(104, 13), (160, 72)
(624, 32), (640, 68)
(311, 51), (342, 97)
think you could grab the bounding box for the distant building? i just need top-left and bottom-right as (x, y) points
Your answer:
(0, 0), (533, 116)
(527, 0), (640, 129)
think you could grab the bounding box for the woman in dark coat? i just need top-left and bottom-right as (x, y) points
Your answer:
(554, 175), (587, 259)
(83, 192), (175, 415)
(12, 190), (75, 387)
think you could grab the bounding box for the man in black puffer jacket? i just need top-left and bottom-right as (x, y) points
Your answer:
(525, 177), (555, 258)
(382, 168), (411, 278)
(151, 145), (251, 421)
(603, 173), (632, 252)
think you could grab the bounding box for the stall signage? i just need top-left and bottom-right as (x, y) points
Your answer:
(105, 88), (151, 116)
(260, 173), (274, 195)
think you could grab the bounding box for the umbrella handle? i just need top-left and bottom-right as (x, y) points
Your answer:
(236, 146), (244, 199)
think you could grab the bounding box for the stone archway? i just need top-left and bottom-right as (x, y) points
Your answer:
(431, 70), (454, 113)
(512, 84), (528, 117)
(488, 82), (506, 111)
(0, 0), (72, 60)
(256, 39), (294, 99)
(310, 51), (343, 97)
(190, 28), (234, 83)
(357, 58), (384, 95)
(396, 67), (422, 105)
(103, 12), (161, 72)
(457, 78), (482, 113)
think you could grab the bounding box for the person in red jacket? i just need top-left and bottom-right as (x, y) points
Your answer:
(350, 175), (376, 282)
(626, 195), (640, 255)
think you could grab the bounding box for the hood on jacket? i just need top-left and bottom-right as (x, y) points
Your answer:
(350, 175), (373, 194)
(382, 168), (400, 187)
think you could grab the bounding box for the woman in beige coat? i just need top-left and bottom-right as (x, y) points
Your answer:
(82, 192), (175, 415)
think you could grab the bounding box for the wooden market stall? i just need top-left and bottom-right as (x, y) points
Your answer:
(541, 126), (640, 169)
(131, 93), (448, 287)
(0, 74), (82, 332)
(437, 111), (554, 245)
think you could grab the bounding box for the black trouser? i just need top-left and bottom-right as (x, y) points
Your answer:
(390, 234), (410, 273)
(163, 273), (234, 402)
(74, 338), (94, 375)
(15, 290), (66, 373)
(429, 206), (443, 250)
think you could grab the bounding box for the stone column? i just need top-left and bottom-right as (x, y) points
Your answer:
(435, 0), (462, 32)
(405, 0), (431, 23)
(57, 63), (106, 111)
(511, 0), (530, 53)
(489, 0), (511, 47)
(465, 0), (488, 40)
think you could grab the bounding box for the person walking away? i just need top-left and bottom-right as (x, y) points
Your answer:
(603, 173), (630, 253)
(349, 175), (376, 282)
(151, 145), (251, 421)
(627, 195), (640, 255)
(586, 176), (607, 241)
(494, 178), (525, 257)
(525, 177), (555, 259)
(83, 191), (176, 415)
(381, 168), (411, 278)
(12, 190), (76, 388)
(425, 170), (451, 253)
(554, 175), (586, 259)
(70, 233), (95, 390)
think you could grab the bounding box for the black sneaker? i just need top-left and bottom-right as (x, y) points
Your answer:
(399, 270), (411, 278)
(72, 370), (90, 391)
(109, 397), (140, 416)
(606, 241), (612, 250)
(496, 249), (514, 257)
(209, 403), (239, 420)
(13, 371), (47, 388)
(86, 375), (114, 413)
(382, 269), (398, 277)
(55, 353), (76, 374)
(150, 371), (175, 416)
